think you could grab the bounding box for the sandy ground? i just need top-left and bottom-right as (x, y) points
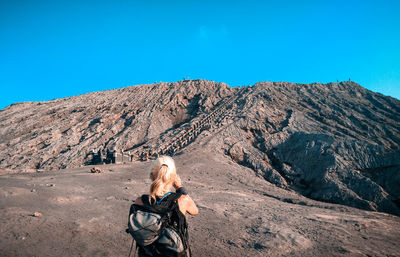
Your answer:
(1, 150), (399, 257)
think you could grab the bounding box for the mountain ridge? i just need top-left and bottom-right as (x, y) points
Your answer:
(1, 79), (399, 215)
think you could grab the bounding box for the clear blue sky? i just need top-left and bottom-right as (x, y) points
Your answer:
(1, 0), (399, 109)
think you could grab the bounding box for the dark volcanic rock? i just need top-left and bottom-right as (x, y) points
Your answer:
(274, 132), (399, 214)
(1, 79), (399, 215)
(212, 82), (400, 215)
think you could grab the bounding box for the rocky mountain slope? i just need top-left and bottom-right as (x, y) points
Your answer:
(1, 152), (400, 257)
(1, 79), (399, 215)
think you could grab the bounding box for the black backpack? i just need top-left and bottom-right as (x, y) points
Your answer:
(128, 192), (191, 257)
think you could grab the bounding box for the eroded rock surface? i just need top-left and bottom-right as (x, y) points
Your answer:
(1, 80), (399, 215)
(0, 80), (234, 170)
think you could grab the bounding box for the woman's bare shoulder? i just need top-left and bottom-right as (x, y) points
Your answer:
(135, 196), (143, 205)
(177, 194), (198, 215)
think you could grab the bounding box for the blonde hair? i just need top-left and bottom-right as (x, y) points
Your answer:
(149, 156), (177, 201)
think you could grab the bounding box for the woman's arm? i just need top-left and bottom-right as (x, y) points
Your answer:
(174, 175), (198, 215)
(178, 195), (199, 215)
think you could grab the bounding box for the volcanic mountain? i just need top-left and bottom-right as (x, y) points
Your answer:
(1, 79), (399, 216)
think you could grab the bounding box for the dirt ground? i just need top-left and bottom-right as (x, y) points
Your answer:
(1, 150), (399, 257)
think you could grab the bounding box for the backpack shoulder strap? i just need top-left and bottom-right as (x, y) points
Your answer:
(141, 194), (150, 205)
(130, 195), (166, 215)
(158, 192), (182, 210)
(131, 193), (183, 215)
(156, 192), (173, 205)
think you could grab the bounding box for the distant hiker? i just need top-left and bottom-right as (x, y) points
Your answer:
(128, 156), (198, 257)
(97, 149), (103, 164)
(168, 146), (175, 156)
(140, 152), (149, 161)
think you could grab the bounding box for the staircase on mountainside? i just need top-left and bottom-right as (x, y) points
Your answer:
(87, 86), (251, 164)
(132, 86), (251, 160)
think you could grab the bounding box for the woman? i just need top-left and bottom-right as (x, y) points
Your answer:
(134, 155), (198, 257)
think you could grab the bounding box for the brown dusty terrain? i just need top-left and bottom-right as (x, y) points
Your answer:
(1, 149), (399, 257)
(1, 80), (400, 256)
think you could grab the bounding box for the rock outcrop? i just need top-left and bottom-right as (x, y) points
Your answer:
(213, 82), (400, 215)
(1, 79), (399, 215)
